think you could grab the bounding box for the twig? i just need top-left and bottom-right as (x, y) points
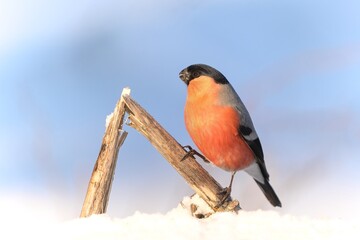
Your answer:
(80, 88), (130, 217)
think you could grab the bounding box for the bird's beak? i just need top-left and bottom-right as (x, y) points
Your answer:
(179, 69), (190, 85)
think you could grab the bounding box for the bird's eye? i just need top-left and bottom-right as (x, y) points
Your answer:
(192, 71), (201, 78)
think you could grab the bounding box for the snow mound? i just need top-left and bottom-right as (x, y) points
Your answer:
(54, 203), (358, 240)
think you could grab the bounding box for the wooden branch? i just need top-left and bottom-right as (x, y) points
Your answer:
(123, 95), (240, 212)
(80, 88), (130, 217)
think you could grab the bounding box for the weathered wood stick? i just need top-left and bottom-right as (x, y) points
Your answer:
(123, 95), (240, 212)
(80, 88), (130, 217)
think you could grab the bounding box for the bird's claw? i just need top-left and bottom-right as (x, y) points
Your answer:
(181, 145), (209, 163)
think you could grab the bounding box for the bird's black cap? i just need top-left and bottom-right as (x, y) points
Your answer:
(179, 64), (229, 85)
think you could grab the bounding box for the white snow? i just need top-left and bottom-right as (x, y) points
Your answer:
(52, 206), (359, 240)
(180, 194), (215, 217)
(105, 112), (114, 128)
(1, 195), (358, 240)
(105, 87), (130, 128)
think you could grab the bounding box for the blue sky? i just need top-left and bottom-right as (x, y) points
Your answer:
(1, 0), (360, 220)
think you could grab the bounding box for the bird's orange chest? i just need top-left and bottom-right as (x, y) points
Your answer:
(184, 93), (239, 145)
(184, 77), (254, 171)
(185, 82), (235, 153)
(184, 78), (225, 133)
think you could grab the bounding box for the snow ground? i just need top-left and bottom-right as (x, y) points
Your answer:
(1, 195), (358, 240)
(56, 210), (358, 240)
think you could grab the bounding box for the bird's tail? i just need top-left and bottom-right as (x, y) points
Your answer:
(254, 179), (282, 207)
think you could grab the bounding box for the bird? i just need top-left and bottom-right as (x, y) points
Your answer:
(179, 63), (281, 207)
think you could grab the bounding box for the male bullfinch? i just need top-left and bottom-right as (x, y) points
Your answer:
(179, 64), (281, 207)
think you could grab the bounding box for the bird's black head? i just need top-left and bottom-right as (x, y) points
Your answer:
(179, 64), (229, 85)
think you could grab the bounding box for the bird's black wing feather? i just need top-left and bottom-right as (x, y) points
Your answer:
(239, 126), (269, 180)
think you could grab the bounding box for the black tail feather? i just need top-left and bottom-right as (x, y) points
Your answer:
(254, 179), (282, 207)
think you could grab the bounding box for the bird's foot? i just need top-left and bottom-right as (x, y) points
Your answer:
(215, 186), (232, 208)
(215, 172), (236, 208)
(181, 145), (209, 163)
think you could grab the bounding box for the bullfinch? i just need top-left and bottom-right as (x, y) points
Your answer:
(179, 64), (281, 207)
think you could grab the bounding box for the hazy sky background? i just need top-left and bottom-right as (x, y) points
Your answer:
(1, 0), (360, 222)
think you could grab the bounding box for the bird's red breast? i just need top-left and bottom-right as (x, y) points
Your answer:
(184, 76), (255, 172)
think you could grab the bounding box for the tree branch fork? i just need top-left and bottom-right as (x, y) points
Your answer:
(80, 87), (240, 218)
